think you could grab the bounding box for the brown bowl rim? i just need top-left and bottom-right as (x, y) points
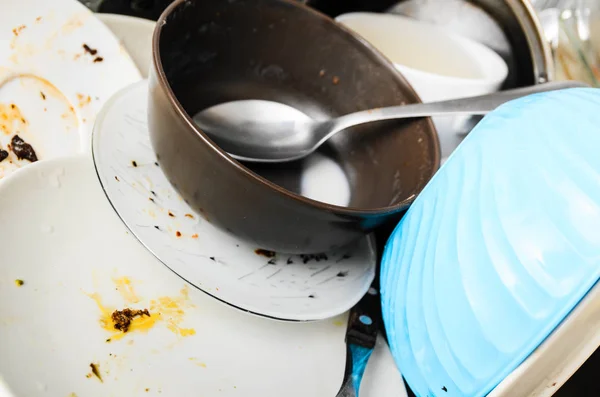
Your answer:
(151, 0), (441, 215)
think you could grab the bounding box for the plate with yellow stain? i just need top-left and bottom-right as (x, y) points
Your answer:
(0, 155), (407, 397)
(0, 0), (141, 180)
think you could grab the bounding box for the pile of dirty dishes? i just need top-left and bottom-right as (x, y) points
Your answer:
(1, 1), (599, 397)
(0, 1), (407, 396)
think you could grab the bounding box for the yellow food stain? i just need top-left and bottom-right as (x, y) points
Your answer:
(188, 357), (207, 368)
(76, 93), (91, 108)
(0, 103), (27, 136)
(61, 13), (88, 35)
(87, 281), (195, 341)
(333, 320), (345, 327)
(88, 292), (159, 342)
(113, 276), (141, 304)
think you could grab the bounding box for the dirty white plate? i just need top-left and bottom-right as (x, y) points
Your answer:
(96, 13), (154, 78)
(0, 0), (141, 180)
(0, 155), (407, 397)
(91, 80), (376, 321)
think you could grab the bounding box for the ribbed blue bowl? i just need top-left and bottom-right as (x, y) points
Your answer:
(381, 88), (600, 397)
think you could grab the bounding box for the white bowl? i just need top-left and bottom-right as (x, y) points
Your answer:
(335, 12), (509, 160)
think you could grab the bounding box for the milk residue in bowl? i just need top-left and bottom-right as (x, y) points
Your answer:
(300, 152), (351, 207)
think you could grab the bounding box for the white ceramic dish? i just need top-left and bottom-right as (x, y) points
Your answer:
(97, 13), (154, 78)
(91, 80), (377, 321)
(0, 0), (141, 180)
(0, 155), (407, 397)
(335, 12), (509, 160)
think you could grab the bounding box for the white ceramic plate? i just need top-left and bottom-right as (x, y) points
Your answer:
(0, 155), (407, 397)
(91, 80), (376, 321)
(96, 14), (154, 78)
(0, 0), (141, 179)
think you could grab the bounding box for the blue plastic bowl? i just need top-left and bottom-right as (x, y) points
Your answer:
(380, 88), (600, 397)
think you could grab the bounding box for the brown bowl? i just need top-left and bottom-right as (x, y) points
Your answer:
(148, 0), (440, 254)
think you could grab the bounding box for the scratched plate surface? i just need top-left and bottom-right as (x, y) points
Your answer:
(0, 0), (141, 180)
(91, 81), (376, 321)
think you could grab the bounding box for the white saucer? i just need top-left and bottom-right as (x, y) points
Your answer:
(0, 0), (141, 180)
(0, 155), (406, 397)
(91, 80), (377, 321)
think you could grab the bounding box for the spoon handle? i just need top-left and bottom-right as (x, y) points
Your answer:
(333, 81), (589, 132)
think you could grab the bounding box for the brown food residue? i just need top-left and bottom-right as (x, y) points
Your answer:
(14, 279), (24, 287)
(131, 160), (137, 167)
(93, 56), (104, 63)
(89, 363), (103, 382)
(40, 91), (46, 100)
(88, 279), (195, 341)
(255, 249), (276, 258)
(76, 93), (91, 108)
(111, 308), (151, 333)
(176, 231), (182, 237)
(191, 234), (198, 239)
(10, 135), (38, 162)
(0, 149), (8, 163)
(168, 211), (175, 217)
(82, 44), (97, 56)
(185, 213), (194, 219)
(332, 76), (340, 85)
(12, 25), (26, 36)
(0, 103), (27, 136)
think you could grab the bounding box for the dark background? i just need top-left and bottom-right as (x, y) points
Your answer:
(87, 0), (599, 396)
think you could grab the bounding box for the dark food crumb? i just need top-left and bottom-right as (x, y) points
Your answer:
(300, 253), (328, 264)
(150, 190), (157, 196)
(40, 91), (46, 100)
(175, 231), (182, 237)
(82, 44), (98, 55)
(10, 135), (38, 162)
(308, 294), (315, 299)
(131, 160), (137, 167)
(168, 211), (175, 217)
(154, 161), (159, 166)
(93, 56), (104, 63)
(111, 308), (150, 332)
(106, 338), (111, 343)
(114, 176), (120, 181)
(14, 279), (24, 287)
(442, 386), (448, 392)
(0, 149), (8, 163)
(336, 271), (348, 277)
(209, 257), (215, 261)
(185, 213), (194, 219)
(267, 259), (276, 265)
(90, 363), (103, 382)
(149, 197), (155, 203)
(154, 225), (160, 230)
(254, 249), (276, 258)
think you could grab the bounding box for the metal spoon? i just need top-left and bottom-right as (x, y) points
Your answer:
(193, 81), (586, 163)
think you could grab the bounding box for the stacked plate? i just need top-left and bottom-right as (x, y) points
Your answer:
(0, 1), (407, 396)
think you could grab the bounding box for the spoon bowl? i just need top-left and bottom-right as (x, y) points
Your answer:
(194, 81), (587, 163)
